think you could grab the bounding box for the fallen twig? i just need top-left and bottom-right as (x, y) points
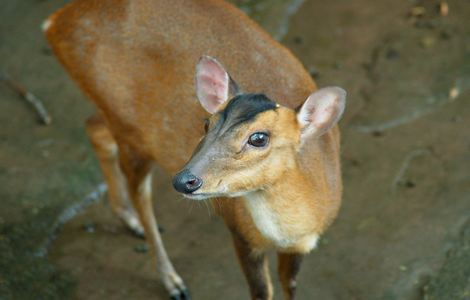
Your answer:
(354, 78), (468, 134)
(0, 71), (52, 125)
(391, 149), (430, 193)
(35, 183), (107, 257)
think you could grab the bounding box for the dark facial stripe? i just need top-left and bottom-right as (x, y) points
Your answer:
(219, 93), (278, 130)
(186, 93), (277, 171)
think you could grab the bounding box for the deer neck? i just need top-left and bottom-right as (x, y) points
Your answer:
(243, 165), (328, 252)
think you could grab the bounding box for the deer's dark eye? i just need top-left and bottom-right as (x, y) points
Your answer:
(204, 119), (210, 132)
(248, 132), (269, 147)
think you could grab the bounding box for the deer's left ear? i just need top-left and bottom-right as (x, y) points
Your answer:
(297, 87), (346, 142)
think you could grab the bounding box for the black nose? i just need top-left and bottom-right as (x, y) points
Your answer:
(172, 169), (203, 194)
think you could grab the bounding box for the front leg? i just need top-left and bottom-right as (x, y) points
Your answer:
(118, 148), (189, 300)
(278, 252), (303, 300)
(231, 231), (273, 300)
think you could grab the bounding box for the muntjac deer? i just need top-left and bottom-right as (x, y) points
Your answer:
(44, 0), (346, 299)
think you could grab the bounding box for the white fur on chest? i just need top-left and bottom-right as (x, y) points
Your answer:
(244, 192), (319, 251)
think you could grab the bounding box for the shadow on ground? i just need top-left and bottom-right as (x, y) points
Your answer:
(0, 0), (469, 299)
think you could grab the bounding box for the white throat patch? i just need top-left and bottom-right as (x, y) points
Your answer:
(244, 192), (285, 245)
(243, 192), (319, 251)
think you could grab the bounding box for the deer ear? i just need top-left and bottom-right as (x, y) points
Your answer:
(196, 56), (240, 114)
(297, 87), (346, 142)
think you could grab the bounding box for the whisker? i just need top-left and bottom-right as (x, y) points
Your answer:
(203, 200), (212, 217)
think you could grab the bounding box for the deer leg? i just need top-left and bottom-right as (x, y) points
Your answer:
(85, 114), (144, 237)
(118, 145), (189, 300)
(231, 231), (273, 300)
(277, 252), (303, 300)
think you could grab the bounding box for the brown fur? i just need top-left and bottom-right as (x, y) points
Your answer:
(45, 0), (342, 299)
(231, 230), (273, 300)
(278, 253), (303, 300)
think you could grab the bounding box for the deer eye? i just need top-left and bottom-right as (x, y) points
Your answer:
(248, 132), (269, 147)
(204, 119), (210, 132)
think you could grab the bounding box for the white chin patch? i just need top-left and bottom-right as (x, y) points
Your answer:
(182, 194), (211, 201)
(226, 189), (254, 198)
(182, 188), (253, 201)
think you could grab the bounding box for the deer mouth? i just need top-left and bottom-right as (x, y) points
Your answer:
(182, 192), (220, 201)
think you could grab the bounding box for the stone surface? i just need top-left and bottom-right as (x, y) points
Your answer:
(0, 0), (469, 299)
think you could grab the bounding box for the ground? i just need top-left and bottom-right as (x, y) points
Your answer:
(0, 0), (469, 299)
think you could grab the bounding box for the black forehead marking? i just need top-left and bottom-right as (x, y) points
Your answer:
(218, 93), (277, 130)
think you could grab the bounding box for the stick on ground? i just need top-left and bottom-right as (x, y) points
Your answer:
(1, 71), (52, 125)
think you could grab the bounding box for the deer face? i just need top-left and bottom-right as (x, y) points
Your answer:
(172, 56), (346, 200)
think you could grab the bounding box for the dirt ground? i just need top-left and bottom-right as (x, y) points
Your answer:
(0, 0), (469, 299)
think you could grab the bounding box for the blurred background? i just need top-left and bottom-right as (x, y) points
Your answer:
(0, 0), (468, 299)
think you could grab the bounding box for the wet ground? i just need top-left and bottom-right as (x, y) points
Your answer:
(0, 0), (469, 299)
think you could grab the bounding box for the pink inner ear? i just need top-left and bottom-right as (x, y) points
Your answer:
(313, 105), (338, 128)
(297, 87), (346, 138)
(196, 57), (229, 114)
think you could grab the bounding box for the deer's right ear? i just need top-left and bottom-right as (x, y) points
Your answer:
(196, 56), (239, 114)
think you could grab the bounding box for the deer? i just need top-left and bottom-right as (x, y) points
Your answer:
(44, 0), (346, 299)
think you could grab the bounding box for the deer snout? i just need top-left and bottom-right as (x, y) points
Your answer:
(172, 169), (203, 194)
